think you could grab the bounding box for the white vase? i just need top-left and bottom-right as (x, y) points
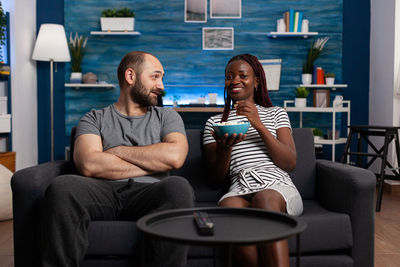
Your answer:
(208, 93), (217, 105)
(302, 74), (312, 85)
(301, 19), (309, 33)
(70, 72), (82, 83)
(295, 98), (307, 107)
(326, 77), (335, 85)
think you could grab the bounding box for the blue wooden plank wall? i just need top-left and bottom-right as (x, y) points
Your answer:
(64, 0), (343, 136)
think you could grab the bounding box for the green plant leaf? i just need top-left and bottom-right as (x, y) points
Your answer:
(101, 7), (135, 17)
(294, 87), (310, 98)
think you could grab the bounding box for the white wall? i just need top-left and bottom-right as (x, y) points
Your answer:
(3, 0), (38, 170)
(395, 1), (400, 127)
(370, 0), (399, 170)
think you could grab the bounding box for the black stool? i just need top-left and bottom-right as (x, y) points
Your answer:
(341, 125), (400, 212)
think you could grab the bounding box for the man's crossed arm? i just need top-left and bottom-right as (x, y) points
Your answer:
(73, 132), (188, 180)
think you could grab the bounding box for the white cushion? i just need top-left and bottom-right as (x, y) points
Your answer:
(0, 164), (13, 221)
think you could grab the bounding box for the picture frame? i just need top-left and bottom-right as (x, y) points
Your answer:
(313, 89), (330, 107)
(210, 0), (242, 19)
(185, 0), (207, 23)
(259, 59), (282, 91)
(202, 27), (234, 50)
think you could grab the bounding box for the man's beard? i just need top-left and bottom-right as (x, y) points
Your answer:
(129, 78), (159, 107)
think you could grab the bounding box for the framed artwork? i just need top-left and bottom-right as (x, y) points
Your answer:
(210, 0), (242, 19)
(185, 0), (207, 23)
(313, 89), (330, 107)
(259, 59), (282, 91)
(202, 27), (234, 50)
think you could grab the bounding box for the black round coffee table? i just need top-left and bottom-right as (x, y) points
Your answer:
(137, 207), (306, 267)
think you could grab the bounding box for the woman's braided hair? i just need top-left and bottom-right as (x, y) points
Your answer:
(221, 54), (273, 122)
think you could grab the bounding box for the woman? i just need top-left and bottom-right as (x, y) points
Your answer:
(203, 54), (303, 267)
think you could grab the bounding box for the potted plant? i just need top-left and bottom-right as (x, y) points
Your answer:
(173, 95), (181, 107)
(0, 2), (6, 64)
(101, 7), (135, 32)
(325, 73), (335, 85)
(302, 37), (329, 85)
(294, 86), (309, 107)
(313, 128), (324, 142)
(68, 33), (88, 83)
(0, 2), (8, 93)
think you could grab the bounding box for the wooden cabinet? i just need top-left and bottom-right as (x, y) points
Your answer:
(0, 152), (16, 172)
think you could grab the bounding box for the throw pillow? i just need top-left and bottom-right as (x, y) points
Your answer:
(0, 164), (13, 221)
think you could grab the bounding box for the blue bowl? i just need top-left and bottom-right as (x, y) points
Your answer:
(212, 122), (250, 138)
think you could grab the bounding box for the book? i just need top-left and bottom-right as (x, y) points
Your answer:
(289, 9), (294, 32)
(294, 12), (299, 32)
(297, 12), (303, 32)
(313, 65), (318, 84)
(284, 11), (290, 32)
(317, 67), (325, 84)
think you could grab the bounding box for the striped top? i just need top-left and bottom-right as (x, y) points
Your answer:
(203, 105), (296, 199)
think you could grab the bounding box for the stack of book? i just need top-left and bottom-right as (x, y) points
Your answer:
(283, 9), (304, 32)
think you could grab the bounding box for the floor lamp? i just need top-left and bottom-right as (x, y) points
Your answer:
(32, 24), (70, 161)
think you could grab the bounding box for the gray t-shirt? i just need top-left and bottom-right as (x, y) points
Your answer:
(76, 104), (186, 149)
(75, 104), (186, 182)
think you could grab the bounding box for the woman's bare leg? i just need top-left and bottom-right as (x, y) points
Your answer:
(219, 196), (258, 267)
(251, 189), (289, 267)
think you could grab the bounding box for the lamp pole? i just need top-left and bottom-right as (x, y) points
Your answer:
(32, 24), (71, 162)
(50, 59), (54, 161)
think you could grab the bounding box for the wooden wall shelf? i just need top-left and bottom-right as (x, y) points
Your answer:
(267, 32), (318, 38)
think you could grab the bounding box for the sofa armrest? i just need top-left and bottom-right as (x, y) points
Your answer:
(11, 160), (77, 267)
(316, 159), (375, 267)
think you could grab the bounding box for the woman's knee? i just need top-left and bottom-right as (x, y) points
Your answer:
(219, 196), (249, 208)
(251, 190), (286, 212)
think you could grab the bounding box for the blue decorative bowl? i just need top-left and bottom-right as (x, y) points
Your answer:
(212, 122), (250, 138)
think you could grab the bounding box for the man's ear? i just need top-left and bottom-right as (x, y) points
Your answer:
(125, 68), (136, 86)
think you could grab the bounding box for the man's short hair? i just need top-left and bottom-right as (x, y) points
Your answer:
(117, 51), (151, 88)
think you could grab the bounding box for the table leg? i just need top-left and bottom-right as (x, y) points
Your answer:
(226, 244), (233, 267)
(376, 131), (391, 212)
(296, 233), (301, 267)
(141, 234), (147, 267)
(394, 132), (400, 177)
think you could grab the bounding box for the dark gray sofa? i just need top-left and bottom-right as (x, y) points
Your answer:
(12, 128), (375, 267)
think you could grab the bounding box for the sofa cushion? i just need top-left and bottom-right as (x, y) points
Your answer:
(0, 164), (13, 221)
(289, 255), (353, 267)
(290, 128), (317, 200)
(288, 200), (353, 254)
(171, 129), (225, 203)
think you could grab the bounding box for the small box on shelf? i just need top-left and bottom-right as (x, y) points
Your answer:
(0, 96), (7, 114)
(0, 114), (11, 133)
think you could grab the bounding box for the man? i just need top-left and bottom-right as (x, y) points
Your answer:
(40, 51), (194, 267)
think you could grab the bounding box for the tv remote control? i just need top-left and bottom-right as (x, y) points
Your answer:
(193, 211), (214, 235)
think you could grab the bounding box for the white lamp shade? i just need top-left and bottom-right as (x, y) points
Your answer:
(32, 24), (71, 62)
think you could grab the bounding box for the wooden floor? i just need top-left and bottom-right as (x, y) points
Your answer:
(375, 189), (400, 267)
(0, 219), (13, 267)
(0, 190), (399, 267)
